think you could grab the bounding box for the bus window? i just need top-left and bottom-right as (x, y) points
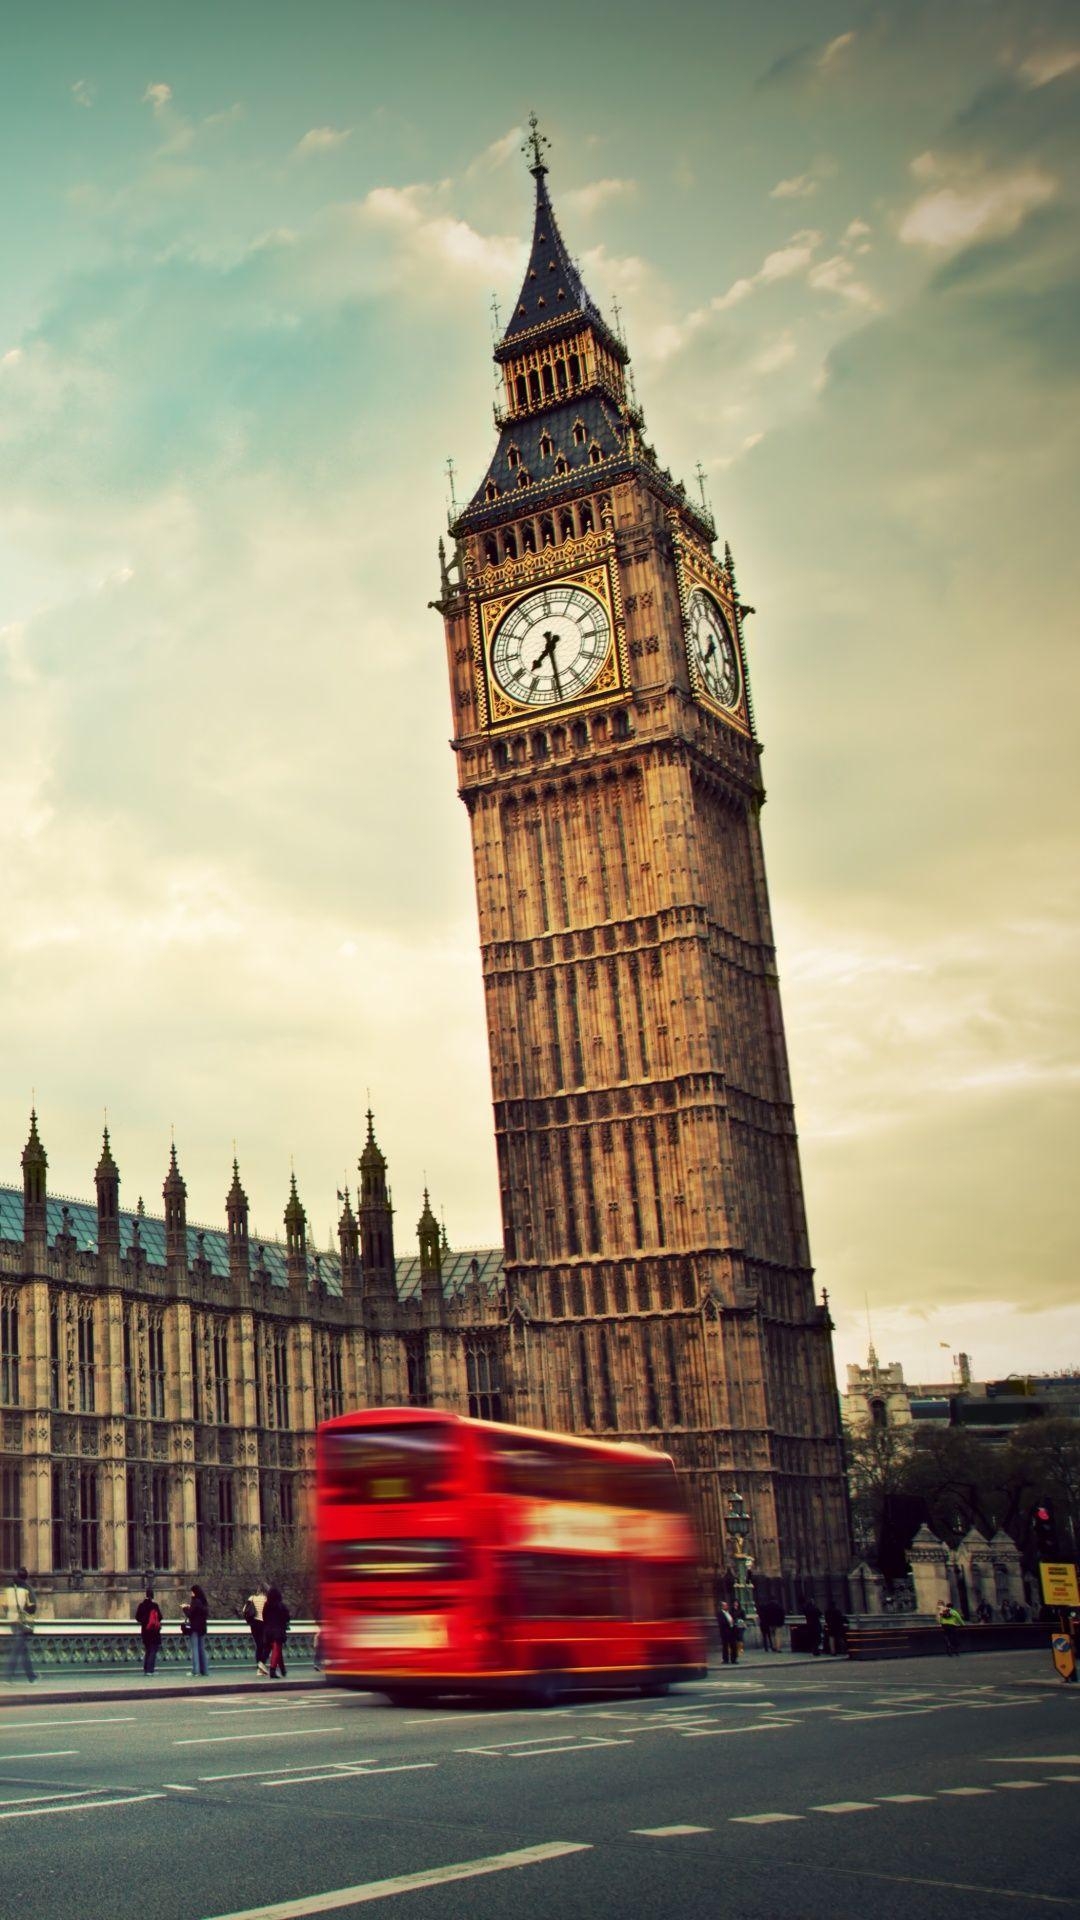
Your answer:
(321, 1422), (456, 1504)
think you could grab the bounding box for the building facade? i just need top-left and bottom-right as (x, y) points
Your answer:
(434, 124), (850, 1597)
(0, 1112), (506, 1616)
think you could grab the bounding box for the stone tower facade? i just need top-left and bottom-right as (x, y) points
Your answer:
(435, 123), (851, 1596)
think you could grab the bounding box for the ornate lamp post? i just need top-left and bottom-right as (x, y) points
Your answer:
(724, 1490), (756, 1621)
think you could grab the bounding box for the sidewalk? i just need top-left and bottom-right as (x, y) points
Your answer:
(0, 1647), (831, 1709)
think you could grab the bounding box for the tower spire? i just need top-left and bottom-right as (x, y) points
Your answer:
(522, 110), (550, 177)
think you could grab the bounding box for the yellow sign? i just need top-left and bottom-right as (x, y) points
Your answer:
(1051, 1634), (1076, 1683)
(1039, 1562), (1080, 1606)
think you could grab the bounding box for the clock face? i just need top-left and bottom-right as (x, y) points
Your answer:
(686, 588), (740, 709)
(490, 582), (612, 709)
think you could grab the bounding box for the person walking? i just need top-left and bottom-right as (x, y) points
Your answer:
(824, 1602), (847, 1657)
(135, 1586), (163, 1675)
(803, 1595), (822, 1656)
(244, 1587), (270, 1676)
(185, 1584), (211, 1677)
(938, 1601), (963, 1655)
(3, 1567), (37, 1683)
(263, 1587), (290, 1680)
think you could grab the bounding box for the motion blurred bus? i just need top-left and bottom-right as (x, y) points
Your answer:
(316, 1407), (707, 1703)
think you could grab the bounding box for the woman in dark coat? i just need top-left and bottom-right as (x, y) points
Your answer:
(263, 1587), (290, 1680)
(185, 1585), (211, 1677)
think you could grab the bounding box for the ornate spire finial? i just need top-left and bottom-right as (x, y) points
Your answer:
(523, 111), (549, 176)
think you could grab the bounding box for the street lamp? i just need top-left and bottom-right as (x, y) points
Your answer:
(724, 1490), (756, 1621)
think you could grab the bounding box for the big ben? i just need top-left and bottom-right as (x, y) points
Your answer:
(436, 120), (851, 1602)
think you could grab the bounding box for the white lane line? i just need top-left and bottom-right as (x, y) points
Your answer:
(1046, 1775), (1080, 1783)
(878, 1794), (934, 1804)
(163, 1783), (199, 1792)
(632, 1825), (710, 1836)
(995, 1780), (1044, 1790)
(940, 1787), (994, 1797)
(682, 1722), (796, 1738)
(175, 1726), (345, 1747)
(0, 1728), (133, 1743)
(731, 1812), (803, 1825)
(811, 1801), (878, 1814)
(207, 1706), (314, 1718)
(0, 1749), (78, 1761)
(201, 1840), (593, 1919)
(264, 1764), (437, 1789)
(509, 1739), (633, 1759)
(0, 1793), (166, 1822)
(403, 1710), (523, 1726)
(0, 1789), (97, 1809)
(983, 1755), (1080, 1765)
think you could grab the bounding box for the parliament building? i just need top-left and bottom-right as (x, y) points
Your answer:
(0, 126), (851, 1614)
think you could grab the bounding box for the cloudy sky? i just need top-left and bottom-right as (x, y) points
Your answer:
(1, 0), (1077, 1384)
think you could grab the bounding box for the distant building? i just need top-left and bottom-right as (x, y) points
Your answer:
(842, 1345), (1080, 1445)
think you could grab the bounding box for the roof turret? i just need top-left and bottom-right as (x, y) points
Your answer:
(497, 114), (625, 365)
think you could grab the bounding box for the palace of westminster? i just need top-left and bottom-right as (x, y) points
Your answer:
(0, 125), (851, 1613)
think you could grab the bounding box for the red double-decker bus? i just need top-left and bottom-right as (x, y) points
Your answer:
(316, 1407), (707, 1703)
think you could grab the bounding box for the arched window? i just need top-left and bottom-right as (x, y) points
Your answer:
(521, 523), (536, 553)
(484, 537), (498, 566)
(580, 503), (594, 534)
(555, 359), (567, 393)
(515, 374), (527, 407)
(517, 470), (530, 489)
(569, 353), (581, 386)
(502, 530), (518, 560)
(554, 456), (567, 477)
(539, 433), (553, 460)
(573, 420), (587, 446)
(539, 515), (554, 546)
(560, 510), (575, 540)
(507, 444), (521, 469)
(542, 364), (554, 397)
(485, 481), (498, 502)
(528, 369), (541, 404)
(870, 1398), (887, 1428)
(589, 443), (602, 466)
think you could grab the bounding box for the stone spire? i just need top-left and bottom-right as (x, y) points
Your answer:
(418, 1187), (443, 1320)
(226, 1157), (250, 1289)
(284, 1171), (307, 1292)
(359, 1109), (397, 1303)
(163, 1140), (187, 1264)
(337, 1184), (361, 1296)
(95, 1126), (120, 1260)
(21, 1108), (48, 1252)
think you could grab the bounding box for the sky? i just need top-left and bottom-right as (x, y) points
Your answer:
(0, 0), (1077, 1385)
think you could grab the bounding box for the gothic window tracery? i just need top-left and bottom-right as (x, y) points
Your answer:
(465, 1336), (502, 1421)
(0, 1289), (19, 1406)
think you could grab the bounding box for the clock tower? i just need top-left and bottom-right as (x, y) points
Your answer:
(436, 121), (850, 1600)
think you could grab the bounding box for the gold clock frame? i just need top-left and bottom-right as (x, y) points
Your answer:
(471, 543), (628, 730)
(671, 517), (751, 734)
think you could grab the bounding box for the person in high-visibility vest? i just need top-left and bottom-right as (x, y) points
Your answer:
(937, 1602), (964, 1655)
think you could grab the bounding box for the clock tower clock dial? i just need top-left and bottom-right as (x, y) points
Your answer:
(686, 587), (740, 710)
(491, 583), (612, 709)
(435, 122), (851, 1603)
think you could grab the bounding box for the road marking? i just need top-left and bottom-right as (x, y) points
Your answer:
(682, 1722), (796, 1738)
(1046, 1775), (1080, 1783)
(983, 1755), (1080, 1765)
(730, 1812), (803, 1825)
(632, 1825), (710, 1836)
(877, 1794), (934, 1804)
(0, 1749), (78, 1761)
(264, 1764), (437, 1788)
(200, 1840), (593, 1918)
(995, 1780), (1044, 1790)
(175, 1727), (345, 1747)
(940, 1787), (994, 1796)
(0, 1789), (98, 1809)
(207, 1705), (313, 1717)
(0, 1792), (166, 1822)
(163, 1783), (199, 1792)
(799, 1864), (1079, 1906)
(509, 1739), (633, 1758)
(0, 1728), (134, 1743)
(199, 1760), (436, 1785)
(811, 1801), (877, 1814)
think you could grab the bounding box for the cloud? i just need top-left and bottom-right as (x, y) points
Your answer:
(355, 183), (522, 288)
(463, 127), (523, 179)
(142, 82), (172, 112)
(294, 126), (351, 159)
(899, 153), (1059, 249)
(71, 79), (95, 109)
(770, 172), (818, 200)
(564, 178), (636, 218)
(1015, 45), (1080, 88)
(759, 27), (857, 88)
(752, 331), (797, 375)
(806, 253), (879, 308)
(712, 230), (821, 309)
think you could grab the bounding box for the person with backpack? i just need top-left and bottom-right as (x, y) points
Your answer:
(4, 1567), (37, 1683)
(135, 1586), (163, 1675)
(263, 1587), (290, 1680)
(244, 1588), (270, 1676)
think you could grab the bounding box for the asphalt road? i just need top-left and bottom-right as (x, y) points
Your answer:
(0, 1652), (1077, 1920)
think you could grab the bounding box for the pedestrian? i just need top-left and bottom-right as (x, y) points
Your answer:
(803, 1595), (822, 1656)
(136, 1585), (163, 1675)
(824, 1602), (847, 1657)
(716, 1597), (739, 1665)
(733, 1602), (747, 1660)
(263, 1587), (290, 1680)
(185, 1584), (211, 1677)
(937, 1601), (963, 1655)
(3, 1566), (37, 1683)
(244, 1586), (270, 1676)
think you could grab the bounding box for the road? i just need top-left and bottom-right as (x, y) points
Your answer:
(0, 1652), (1077, 1919)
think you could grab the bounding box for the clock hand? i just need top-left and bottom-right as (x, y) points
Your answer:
(531, 630), (559, 672)
(702, 636), (716, 663)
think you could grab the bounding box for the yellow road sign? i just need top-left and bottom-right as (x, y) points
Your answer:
(1039, 1562), (1080, 1606)
(1051, 1633), (1077, 1683)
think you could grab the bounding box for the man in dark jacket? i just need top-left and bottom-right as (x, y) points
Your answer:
(263, 1588), (290, 1680)
(803, 1596), (822, 1655)
(135, 1586), (163, 1674)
